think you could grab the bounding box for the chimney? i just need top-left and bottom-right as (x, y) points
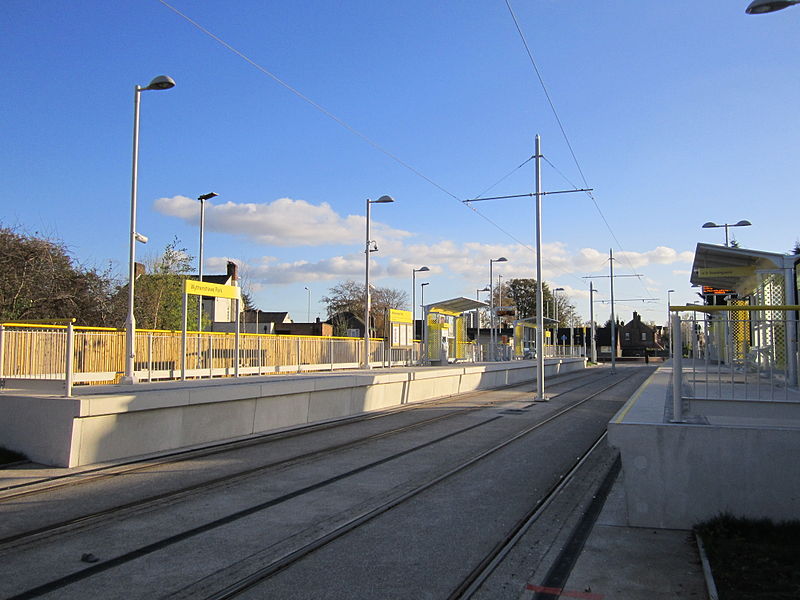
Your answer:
(226, 261), (238, 283)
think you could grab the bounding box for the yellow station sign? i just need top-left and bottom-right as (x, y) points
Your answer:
(184, 279), (242, 300)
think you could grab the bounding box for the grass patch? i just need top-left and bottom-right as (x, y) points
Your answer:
(696, 514), (800, 599)
(0, 446), (26, 465)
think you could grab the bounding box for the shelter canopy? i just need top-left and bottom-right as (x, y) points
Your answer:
(690, 243), (792, 297)
(425, 297), (487, 316)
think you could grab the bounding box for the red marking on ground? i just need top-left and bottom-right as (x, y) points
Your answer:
(525, 583), (605, 600)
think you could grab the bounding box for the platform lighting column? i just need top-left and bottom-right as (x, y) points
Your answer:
(489, 257), (507, 361)
(197, 192), (218, 333)
(476, 286), (490, 361)
(363, 195), (394, 369)
(667, 289), (675, 357)
(746, 0), (799, 14)
(554, 287), (565, 354)
(123, 75), (176, 385)
(534, 135), (545, 400)
(609, 249), (617, 374)
(589, 282), (597, 363)
(411, 266), (430, 364)
(701, 220), (751, 247)
(305, 286), (311, 322)
(420, 282), (429, 363)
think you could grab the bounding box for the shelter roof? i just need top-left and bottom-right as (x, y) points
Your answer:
(425, 297), (488, 315)
(690, 243), (793, 297)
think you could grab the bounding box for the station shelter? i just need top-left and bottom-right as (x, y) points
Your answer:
(689, 243), (800, 386)
(512, 315), (558, 359)
(423, 297), (487, 364)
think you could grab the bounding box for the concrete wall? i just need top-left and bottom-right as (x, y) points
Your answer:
(1, 358), (584, 468)
(608, 365), (800, 529)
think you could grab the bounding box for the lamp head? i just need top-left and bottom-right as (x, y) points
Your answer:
(421, 282), (429, 287)
(198, 192), (218, 201)
(735, 220), (752, 227)
(702, 221), (718, 228)
(372, 195), (394, 204)
(144, 75), (176, 91)
(746, 0), (798, 13)
(479, 286), (490, 292)
(416, 266), (430, 273)
(492, 256), (508, 263)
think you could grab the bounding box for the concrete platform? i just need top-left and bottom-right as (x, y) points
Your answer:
(560, 471), (708, 600)
(0, 358), (584, 468)
(608, 361), (800, 529)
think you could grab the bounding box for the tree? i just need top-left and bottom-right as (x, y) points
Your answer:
(792, 240), (800, 255)
(111, 237), (201, 331)
(504, 278), (577, 327)
(0, 224), (116, 325)
(321, 280), (408, 337)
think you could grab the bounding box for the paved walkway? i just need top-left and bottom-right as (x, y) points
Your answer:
(558, 471), (709, 600)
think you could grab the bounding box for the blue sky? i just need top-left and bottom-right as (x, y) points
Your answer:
(2, 1), (799, 326)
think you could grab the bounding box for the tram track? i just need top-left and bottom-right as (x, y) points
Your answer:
(177, 371), (641, 600)
(2, 366), (646, 600)
(0, 370), (609, 550)
(0, 369), (600, 500)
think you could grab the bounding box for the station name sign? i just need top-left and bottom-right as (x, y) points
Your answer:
(184, 279), (242, 300)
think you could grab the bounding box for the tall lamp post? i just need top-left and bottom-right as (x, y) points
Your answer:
(667, 289), (676, 357)
(304, 286), (312, 322)
(489, 257), (508, 360)
(123, 75), (176, 385)
(553, 287), (565, 351)
(197, 192), (218, 333)
(411, 266), (430, 332)
(701, 220), (751, 247)
(476, 286), (490, 360)
(363, 195), (394, 369)
(420, 282), (429, 363)
(746, 0), (799, 13)
(412, 266), (430, 364)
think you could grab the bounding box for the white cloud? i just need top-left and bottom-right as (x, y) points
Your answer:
(154, 195), (412, 248)
(214, 240), (695, 288)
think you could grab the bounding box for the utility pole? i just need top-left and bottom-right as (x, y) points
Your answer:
(463, 135), (591, 400)
(583, 251), (649, 374)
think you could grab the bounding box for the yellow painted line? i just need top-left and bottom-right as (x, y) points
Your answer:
(614, 369), (659, 424)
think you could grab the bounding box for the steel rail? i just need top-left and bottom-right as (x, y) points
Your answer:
(183, 372), (641, 600)
(0, 368), (602, 500)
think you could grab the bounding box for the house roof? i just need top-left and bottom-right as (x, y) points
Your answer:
(690, 243), (792, 297)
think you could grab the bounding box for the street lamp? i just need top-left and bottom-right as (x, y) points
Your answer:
(553, 287), (565, 350)
(701, 220), (751, 247)
(746, 0), (799, 13)
(667, 289), (676, 357)
(363, 195), (394, 369)
(476, 286), (490, 361)
(197, 192), (218, 333)
(123, 75), (175, 385)
(420, 281), (430, 362)
(489, 257), (508, 360)
(412, 266), (430, 335)
(305, 286), (311, 322)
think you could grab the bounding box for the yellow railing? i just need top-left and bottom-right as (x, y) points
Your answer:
(0, 323), (421, 391)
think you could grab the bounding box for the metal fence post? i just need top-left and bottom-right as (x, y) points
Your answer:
(65, 322), (74, 397)
(297, 336), (301, 373)
(147, 332), (153, 383)
(671, 312), (684, 422)
(0, 325), (5, 379)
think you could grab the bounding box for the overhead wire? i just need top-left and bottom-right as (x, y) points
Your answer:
(504, 0), (656, 302)
(156, 0), (584, 283)
(158, 0), (633, 311)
